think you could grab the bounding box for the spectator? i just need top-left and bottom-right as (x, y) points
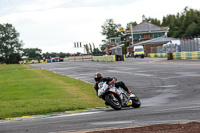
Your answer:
(126, 52), (129, 58)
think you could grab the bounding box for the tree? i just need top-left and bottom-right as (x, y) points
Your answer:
(42, 52), (51, 59)
(84, 44), (89, 54)
(92, 43), (96, 53)
(146, 17), (161, 26)
(59, 52), (67, 58)
(89, 43), (93, 53)
(123, 41), (129, 54)
(161, 7), (200, 38)
(126, 22), (137, 30)
(23, 48), (42, 59)
(100, 44), (106, 52)
(42, 52), (70, 59)
(101, 19), (122, 41)
(0, 23), (23, 63)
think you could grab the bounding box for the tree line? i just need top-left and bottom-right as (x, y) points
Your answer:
(0, 24), (102, 64)
(101, 7), (200, 45)
(1, 7), (200, 64)
(147, 7), (200, 38)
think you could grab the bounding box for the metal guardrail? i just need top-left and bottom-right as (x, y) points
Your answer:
(151, 38), (200, 53)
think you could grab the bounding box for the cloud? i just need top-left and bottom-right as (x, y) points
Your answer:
(0, 0), (200, 53)
(17, 0), (72, 11)
(0, 6), (106, 53)
(83, 0), (105, 4)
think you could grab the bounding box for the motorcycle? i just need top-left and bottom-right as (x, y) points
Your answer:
(98, 81), (141, 110)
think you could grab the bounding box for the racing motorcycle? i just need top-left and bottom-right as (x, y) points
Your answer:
(98, 81), (141, 110)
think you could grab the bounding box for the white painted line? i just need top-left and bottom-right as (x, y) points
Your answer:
(106, 70), (131, 74)
(155, 85), (177, 88)
(0, 121), (8, 124)
(156, 105), (200, 112)
(134, 73), (153, 77)
(136, 70), (162, 73)
(48, 67), (79, 71)
(91, 120), (134, 125)
(48, 111), (102, 119)
(161, 76), (185, 79)
(66, 73), (94, 77)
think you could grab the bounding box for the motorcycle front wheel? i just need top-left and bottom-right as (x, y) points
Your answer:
(105, 93), (121, 110)
(131, 95), (141, 108)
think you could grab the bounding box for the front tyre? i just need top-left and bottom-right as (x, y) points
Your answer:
(131, 95), (141, 108)
(105, 93), (121, 110)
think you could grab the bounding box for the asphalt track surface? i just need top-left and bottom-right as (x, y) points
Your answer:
(1, 58), (200, 133)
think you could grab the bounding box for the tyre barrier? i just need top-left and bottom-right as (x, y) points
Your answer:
(149, 52), (200, 60)
(92, 55), (126, 62)
(169, 52), (200, 60)
(64, 55), (125, 62)
(64, 55), (92, 62)
(92, 55), (116, 62)
(149, 53), (167, 58)
(63, 58), (69, 62)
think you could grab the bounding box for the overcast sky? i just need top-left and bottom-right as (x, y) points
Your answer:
(0, 0), (200, 53)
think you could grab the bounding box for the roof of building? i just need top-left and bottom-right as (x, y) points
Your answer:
(127, 36), (177, 48)
(127, 21), (169, 33)
(109, 44), (124, 50)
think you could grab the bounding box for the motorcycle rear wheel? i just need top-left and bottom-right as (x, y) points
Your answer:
(105, 93), (121, 110)
(131, 95), (141, 108)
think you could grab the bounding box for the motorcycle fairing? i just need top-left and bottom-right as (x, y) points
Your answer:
(109, 87), (120, 96)
(127, 100), (132, 106)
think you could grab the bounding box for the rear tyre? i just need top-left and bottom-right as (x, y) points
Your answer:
(105, 93), (121, 110)
(131, 95), (141, 108)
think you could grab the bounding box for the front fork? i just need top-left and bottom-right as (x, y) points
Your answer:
(111, 93), (118, 102)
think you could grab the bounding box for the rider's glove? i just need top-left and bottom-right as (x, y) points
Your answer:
(109, 79), (116, 85)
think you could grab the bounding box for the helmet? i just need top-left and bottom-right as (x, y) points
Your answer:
(94, 72), (103, 82)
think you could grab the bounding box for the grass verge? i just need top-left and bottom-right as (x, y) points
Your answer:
(0, 65), (105, 119)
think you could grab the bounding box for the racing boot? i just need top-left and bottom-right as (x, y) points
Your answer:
(127, 89), (135, 98)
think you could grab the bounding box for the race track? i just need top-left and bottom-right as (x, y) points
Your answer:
(1, 58), (200, 133)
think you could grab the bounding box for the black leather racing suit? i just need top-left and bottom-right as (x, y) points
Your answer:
(94, 77), (129, 95)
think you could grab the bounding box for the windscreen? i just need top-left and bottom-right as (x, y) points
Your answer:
(135, 48), (143, 52)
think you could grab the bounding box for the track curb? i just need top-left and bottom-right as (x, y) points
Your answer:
(1, 107), (108, 123)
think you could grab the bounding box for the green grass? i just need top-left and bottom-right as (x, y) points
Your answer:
(0, 65), (105, 119)
(0, 64), (36, 71)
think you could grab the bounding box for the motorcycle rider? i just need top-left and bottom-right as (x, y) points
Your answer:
(94, 72), (135, 98)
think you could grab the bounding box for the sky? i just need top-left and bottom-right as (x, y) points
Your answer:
(0, 0), (200, 53)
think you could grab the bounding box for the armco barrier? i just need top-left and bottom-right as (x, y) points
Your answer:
(167, 51), (200, 60)
(92, 55), (116, 62)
